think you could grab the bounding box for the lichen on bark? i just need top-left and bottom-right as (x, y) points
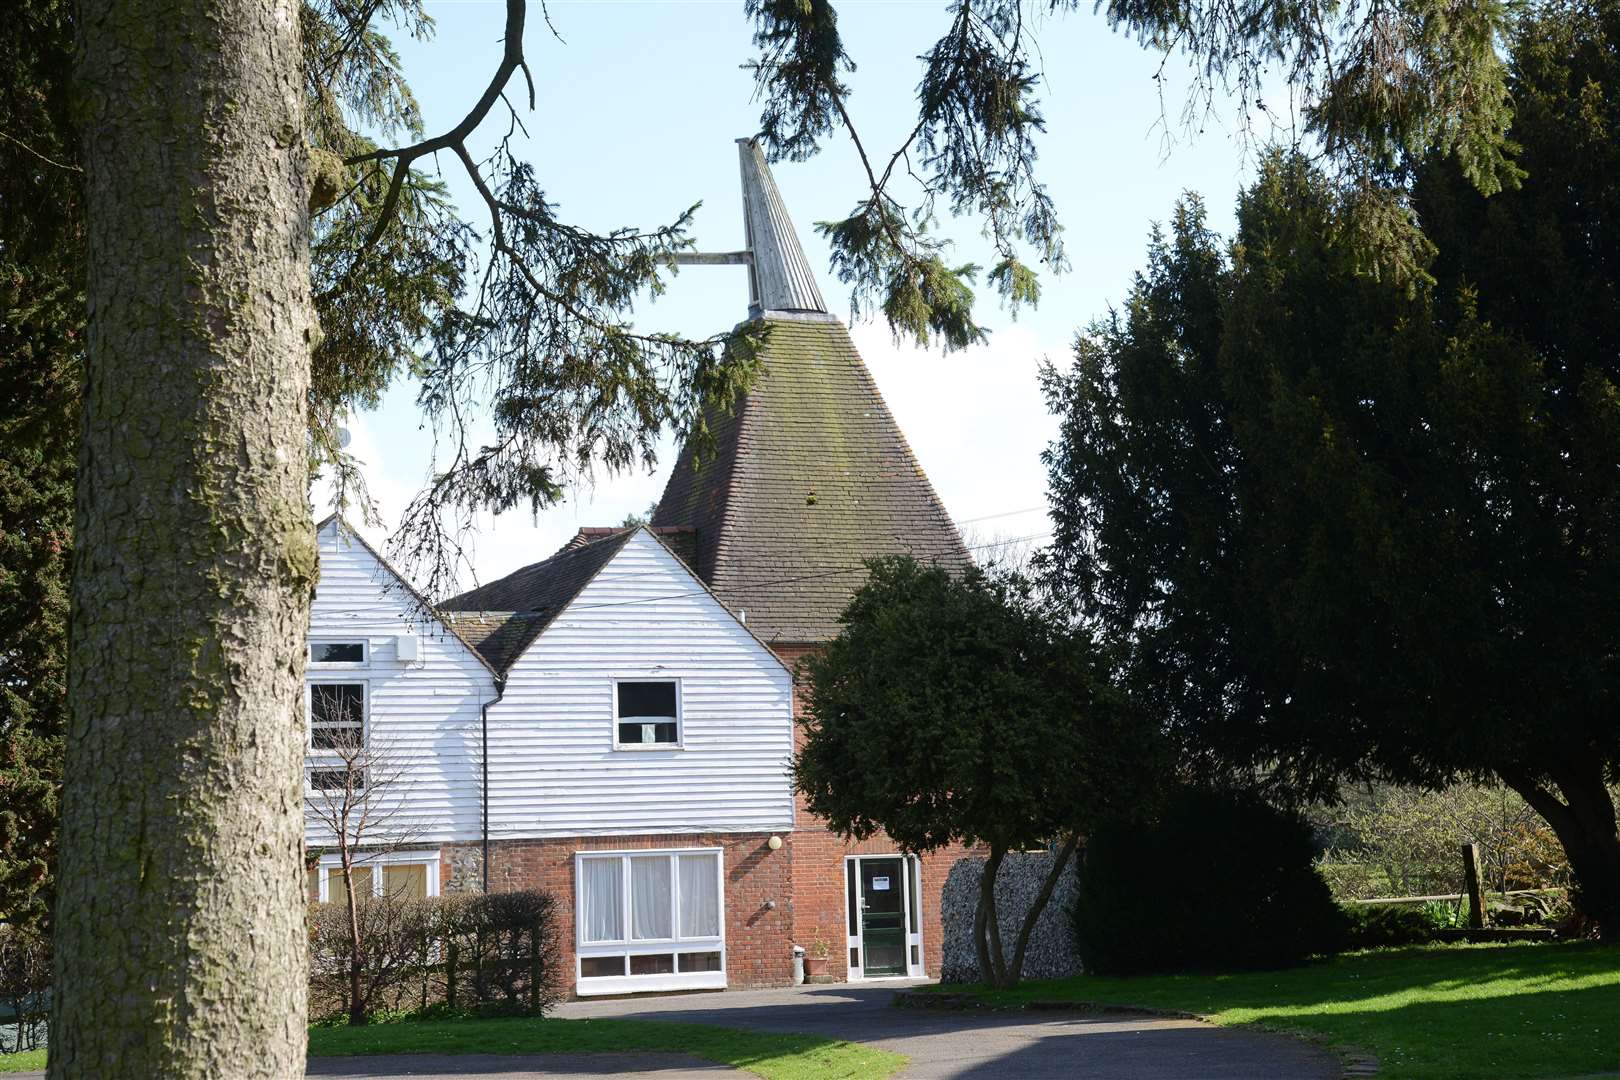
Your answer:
(54, 2), (314, 1076)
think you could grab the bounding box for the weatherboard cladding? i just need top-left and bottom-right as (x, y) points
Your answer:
(308, 518), (493, 848)
(653, 317), (972, 643)
(480, 529), (795, 838)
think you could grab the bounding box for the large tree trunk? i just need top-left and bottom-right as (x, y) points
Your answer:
(1502, 754), (1620, 939)
(53, 3), (315, 1076)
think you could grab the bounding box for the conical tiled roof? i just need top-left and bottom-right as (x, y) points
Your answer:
(653, 146), (970, 644)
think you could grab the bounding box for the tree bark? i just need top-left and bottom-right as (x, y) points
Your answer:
(974, 846), (1007, 987)
(1006, 834), (1079, 987)
(1502, 755), (1620, 939)
(54, 3), (315, 1076)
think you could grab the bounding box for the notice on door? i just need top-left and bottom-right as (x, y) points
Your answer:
(871, 876), (890, 891)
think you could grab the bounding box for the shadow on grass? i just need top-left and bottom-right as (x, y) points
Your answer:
(941, 942), (1620, 1080)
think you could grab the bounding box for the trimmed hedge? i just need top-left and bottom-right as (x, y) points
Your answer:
(1072, 788), (1348, 974)
(310, 889), (561, 1023)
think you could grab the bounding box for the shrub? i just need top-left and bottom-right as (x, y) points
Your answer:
(441, 890), (563, 1015)
(1341, 904), (1444, 948)
(0, 928), (49, 1054)
(309, 889), (561, 1024)
(1072, 788), (1348, 974)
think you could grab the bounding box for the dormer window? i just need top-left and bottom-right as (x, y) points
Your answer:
(615, 680), (680, 749)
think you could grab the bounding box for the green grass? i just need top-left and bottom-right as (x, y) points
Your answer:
(0, 1016), (905, 1079)
(308, 1015), (905, 1080)
(923, 941), (1620, 1079)
(0, 1049), (43, 1074)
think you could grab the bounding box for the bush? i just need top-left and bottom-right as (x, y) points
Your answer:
(1341, 904), (1445, 948)
(1072, 788), (1348, 974)
(0, 928), (49, 1054)
(309, 889), (561, 1024)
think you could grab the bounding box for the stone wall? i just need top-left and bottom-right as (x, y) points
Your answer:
(939, 851), (1082, 983)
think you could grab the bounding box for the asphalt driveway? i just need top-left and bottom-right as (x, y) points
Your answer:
(307, 980), (1342, 1079)
(552, 980), (1339, 1079)
(13, 984), (1343, 1078)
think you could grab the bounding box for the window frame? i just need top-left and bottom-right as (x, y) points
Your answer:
(611, 677), (684, 751)
(308, 639), (369, 668)
(305, 678), (369, 790)
(573, 846), (725, 995)
(313, 849), (441, 903)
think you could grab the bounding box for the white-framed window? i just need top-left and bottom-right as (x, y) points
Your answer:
(308, 681), (366, 752)
(312, 850), (441, 903)
(613, 679), (682, 749)
(309, 639), (368, 666)
(574, 848), (724, 994)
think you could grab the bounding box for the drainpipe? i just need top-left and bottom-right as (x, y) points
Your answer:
(481, 674), (506, 893)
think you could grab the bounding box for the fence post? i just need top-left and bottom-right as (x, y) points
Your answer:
(1462, 842), (1486, 929)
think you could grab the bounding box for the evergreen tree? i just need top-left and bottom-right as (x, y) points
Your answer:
(1042, 3), (1620, 932)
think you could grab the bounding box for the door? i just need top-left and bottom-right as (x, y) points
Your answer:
(858, 858), (906, 976)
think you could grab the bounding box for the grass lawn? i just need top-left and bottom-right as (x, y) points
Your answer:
(1, 1016), (904, 1079)
(308, 1015), (903, 1080)
(0, 1050), (41, 1074)
(924, 941), (1620, 1080)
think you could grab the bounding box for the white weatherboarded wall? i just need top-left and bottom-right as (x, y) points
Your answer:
(490, 530), (794, 838)
(307, 519), (494, 848)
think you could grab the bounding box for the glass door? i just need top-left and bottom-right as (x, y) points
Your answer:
(858, 858), (907, 976)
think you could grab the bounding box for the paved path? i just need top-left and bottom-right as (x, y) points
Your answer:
(552, 981), (1341, 1079)
(15, 982), (1343, 1078)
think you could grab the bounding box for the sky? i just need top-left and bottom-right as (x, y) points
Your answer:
(324, 0), (1277, 592)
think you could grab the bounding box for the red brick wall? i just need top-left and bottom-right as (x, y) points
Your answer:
(774, 643), (984, 982)
(467, 831), (793, 990)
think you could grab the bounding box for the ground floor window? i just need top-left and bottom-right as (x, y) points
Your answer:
(845, 854), (925, 979)
(312, 849), (441, 903)
(574, 847), (725, 994)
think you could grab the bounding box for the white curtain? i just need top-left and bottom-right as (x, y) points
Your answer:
(582, 858), (622, 942)
(679, 853), (720, 938)
(631, 857), (673, 940)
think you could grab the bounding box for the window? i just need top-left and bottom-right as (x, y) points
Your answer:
(309, 682), (365, 751)
(308, 768), (361, 792)
(310, 640), (367, 665)
(614, 680), (680, 748)
(312, 851), (440, 902)
(575, 848), (724, 993)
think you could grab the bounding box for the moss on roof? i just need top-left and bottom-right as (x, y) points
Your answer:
(652, 316), (970, 643)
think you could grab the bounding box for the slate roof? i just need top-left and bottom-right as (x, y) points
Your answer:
(440, 529), (636, 672)
(652, 316), (972, 644)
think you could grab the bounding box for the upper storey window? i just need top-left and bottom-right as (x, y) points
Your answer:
(310, 640), (367, 665)
(615, 680), (680, 749)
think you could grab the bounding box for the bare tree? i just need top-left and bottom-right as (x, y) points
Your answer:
(303, 691), (423, 1027)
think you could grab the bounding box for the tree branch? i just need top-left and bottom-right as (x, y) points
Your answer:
(345, 0), (529, 252)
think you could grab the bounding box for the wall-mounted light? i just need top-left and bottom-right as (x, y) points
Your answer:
(767, 835), (783, 851)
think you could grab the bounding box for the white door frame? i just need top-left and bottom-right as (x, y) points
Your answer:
(843, 854), (925, 979)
